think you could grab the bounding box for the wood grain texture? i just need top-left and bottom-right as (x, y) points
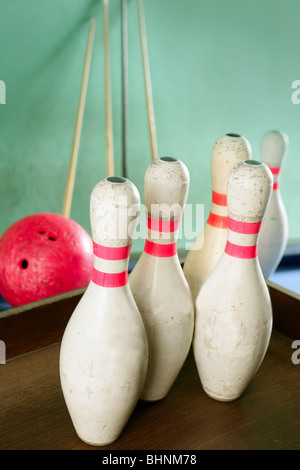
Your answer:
(267, 280), (300, 339)
(0, 279), (299, 362)
(0, 277), (299, 450)
(0, 331), (299, 450)
(0, 287), (85, 360)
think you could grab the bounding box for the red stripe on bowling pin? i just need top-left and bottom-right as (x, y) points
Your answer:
(269, 167), (281, 175)
(269, 166), (281, 190)
(92, 242), (131, 287)
(207, 191), (228, 228)
(92, 269), (128, 287)
(144, 216), (178, 257)
(212, 191), (227, 206)
(144, 240), (177, 257)
(207, 212), (228, 229)
(93, 242), (132, 260)
(225, 218), (261, 259)
(227, 218), (261, 234)
(225, 241), (257, 259)
(147, 216), (180, 232)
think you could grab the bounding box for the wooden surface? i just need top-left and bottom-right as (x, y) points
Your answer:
(267, 280), (300, 339)
(0, 330), (299, 450)
(0, 279), (300, 450)
(0, 287), (86, 361)
(1, 279), (300, 361)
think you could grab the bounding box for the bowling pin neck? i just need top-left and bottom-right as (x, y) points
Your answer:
(261, 131), (288, 169)
(146, 215), (180, 242)
(92, 242), (131, 288)
(143, 214), (179, 258)
(206, 133), (252, 230)
(269, 166), (281, 191)
(207, 190), (228, 230)
(225, 217), (262, 260)
(145, 217), (181, 253)
(224, 160), (273, 261)
(89, 176), (141, 288)
(141, 156), (189, 259)
(261, 131), (288, 191)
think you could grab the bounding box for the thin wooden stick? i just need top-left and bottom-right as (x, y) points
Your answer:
(122, 0), (128, 178)
(103, 0), (114, 177)
(137, 0), (158, 161)
(62, 17), (96, 218)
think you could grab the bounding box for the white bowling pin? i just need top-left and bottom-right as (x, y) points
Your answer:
(59, 176), (148, 446)
(129, 157), (194, 402)
(258, 130), (289, 278)
(183, 133), (252, 304)
(193, 160), (273, 402)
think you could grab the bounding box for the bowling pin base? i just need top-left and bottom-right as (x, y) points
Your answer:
(77, 434), (120, 447)
(202, 387), (242, 403)
(140, 393), (168, 402)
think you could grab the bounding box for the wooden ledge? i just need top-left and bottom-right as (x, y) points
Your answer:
(0, 278), (299, 362)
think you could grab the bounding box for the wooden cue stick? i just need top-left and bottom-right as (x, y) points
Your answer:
(62, 17), (96, 218)
(103, 0), (114, 177)
(122, 0), (128, 178)
(137, 0), (158, 161)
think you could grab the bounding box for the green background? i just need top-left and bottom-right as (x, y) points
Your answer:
(0, 0), (299, 256)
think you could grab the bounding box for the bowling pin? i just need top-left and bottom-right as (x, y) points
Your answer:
(193, 160), (273, 402)
(59, 176), (148, 446)
(258, 131), (289, 278)
(129, 157), (194, 402)
(183, 133), (252, 304)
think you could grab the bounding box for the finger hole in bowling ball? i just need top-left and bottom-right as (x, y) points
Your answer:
(48, 235), (56, 241)
(38, 231), (46, 234)
(19, 259), (29, 269)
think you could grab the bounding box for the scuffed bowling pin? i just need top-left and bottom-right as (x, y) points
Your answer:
(193, 160), (273, 402)
(59, 176), (148, 446)
(258, 130), (289, 278)
(129, 157), (194, 402)
(184, 133), (252, 304)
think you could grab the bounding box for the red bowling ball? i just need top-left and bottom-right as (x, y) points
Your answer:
(0, 213), (94, 307)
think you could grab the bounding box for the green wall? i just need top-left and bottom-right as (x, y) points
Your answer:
(0, 0), (300, 256)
